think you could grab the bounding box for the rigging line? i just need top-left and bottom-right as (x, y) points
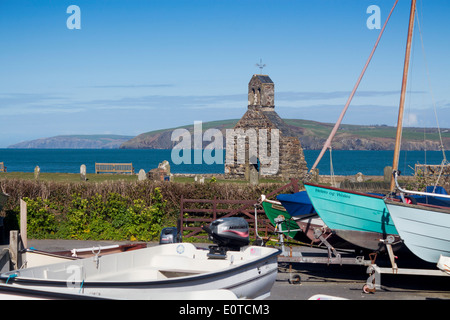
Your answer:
(309, 0), (399, 174)
(403, 18), (419, 174)
(329, 147), (336, 187)
(415, 9), (447, 161)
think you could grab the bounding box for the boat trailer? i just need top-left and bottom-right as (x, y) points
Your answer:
(363, 239), (450, 293)
(273, 217), (450, 293)
(274, 219), (372, 286)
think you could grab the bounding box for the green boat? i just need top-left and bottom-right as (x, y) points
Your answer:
(261, 195), (302, 241)
(261, 194), (357, 249)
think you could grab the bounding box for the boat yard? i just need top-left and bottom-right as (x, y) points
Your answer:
(1, 238), (448, 301)
(0, 0), (449, 306)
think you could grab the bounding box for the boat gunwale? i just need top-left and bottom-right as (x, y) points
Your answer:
(303, 182), (385, 200)
(1, 247), (281, 288)
(305, 183), (450, 212)
(384, 198), (450, 214)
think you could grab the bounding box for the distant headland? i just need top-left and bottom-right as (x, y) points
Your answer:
(7, 119), (450, 151)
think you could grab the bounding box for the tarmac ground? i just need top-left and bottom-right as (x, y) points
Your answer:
(2, 239), (450, 301)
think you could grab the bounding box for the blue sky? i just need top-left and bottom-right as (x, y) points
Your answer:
(1, 0), (450, 147)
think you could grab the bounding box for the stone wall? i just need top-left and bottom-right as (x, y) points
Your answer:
(224, 107), (308, 181)
(224, 74), (309, 181)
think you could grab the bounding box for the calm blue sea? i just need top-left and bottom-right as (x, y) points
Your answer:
(0, 149), (446, 176)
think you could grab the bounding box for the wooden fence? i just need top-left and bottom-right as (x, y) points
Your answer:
(179, 178), (300, 240)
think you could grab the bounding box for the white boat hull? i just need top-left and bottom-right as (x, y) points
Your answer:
(437, 255), (450, 276)
(1, 243), (279, 300)
(384, 200), (450, 263)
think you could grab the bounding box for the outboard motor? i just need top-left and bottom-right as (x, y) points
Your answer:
(202, 217), (249, 258)
(159, 227), (182, 244)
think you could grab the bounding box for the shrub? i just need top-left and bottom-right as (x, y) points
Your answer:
(0, 178), (285, 241)
(18, 187), (167, 241)
(21, 197), (58, 239)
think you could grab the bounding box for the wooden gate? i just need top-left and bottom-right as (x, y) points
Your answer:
(179, 178), (300, 240)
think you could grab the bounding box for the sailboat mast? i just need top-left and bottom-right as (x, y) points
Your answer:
(390, 0), (417, 193)
(308, 0), (398, 175)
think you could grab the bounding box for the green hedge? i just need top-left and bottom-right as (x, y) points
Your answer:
(0, 179), (287, 241)
(21, 188), (166, 241)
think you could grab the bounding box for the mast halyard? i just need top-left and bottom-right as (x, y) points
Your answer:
(308, 0), (399, 175)
(390, 0), (417, 193)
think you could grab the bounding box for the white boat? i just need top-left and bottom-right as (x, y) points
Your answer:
(0, 243), (280, 300)
(384, 199), (450, 264)
(382, 171), (450, 264)
(0, 282), (238, 300)
(22, 243), (147, 268)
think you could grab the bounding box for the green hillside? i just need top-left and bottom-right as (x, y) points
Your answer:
(121, 118), (450, 151)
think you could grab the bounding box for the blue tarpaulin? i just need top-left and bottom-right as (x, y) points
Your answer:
(276, 191), (316, 217)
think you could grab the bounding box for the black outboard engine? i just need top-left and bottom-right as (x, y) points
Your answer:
(159, 227), (182, 244)
(202, 217), (249, 258)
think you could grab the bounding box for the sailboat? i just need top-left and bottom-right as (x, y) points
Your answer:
(304, 0), (417, 252)
(383, 171), (450, 263)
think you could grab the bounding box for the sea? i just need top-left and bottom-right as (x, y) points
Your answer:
(0, 149), (447, 177)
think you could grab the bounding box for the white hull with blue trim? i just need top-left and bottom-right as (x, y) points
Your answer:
(0, 243), (280, 300)
(384, 200), (450, 264)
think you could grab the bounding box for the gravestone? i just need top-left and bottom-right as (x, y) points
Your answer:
(158, 160), (170, 175)
(80, 164), (87, 181)
(355, 172), (364, 182)
(138, 169), (147, 181)
(384, 166), (393, 183)
(249, 164), (259, 185)
(34, 166), (40, 180)
(195, 175), (205, 184)
(147, 160), (171, 182)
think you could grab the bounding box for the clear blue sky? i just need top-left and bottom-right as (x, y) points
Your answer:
(1, 0), (450, 147)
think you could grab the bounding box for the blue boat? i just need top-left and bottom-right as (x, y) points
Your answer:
(275, 191), (362, 250)
(276, 191), (315, 217)
(303, 183), (400, 251)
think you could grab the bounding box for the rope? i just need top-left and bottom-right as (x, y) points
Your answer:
(309, 0), (399, 173)
(79, 279), (84, 294)
(6, 274), (18, 284)
(415, 9), (447, 162)
(329, 147), (337, 187)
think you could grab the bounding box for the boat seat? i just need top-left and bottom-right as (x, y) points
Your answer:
(157, 268), (205, 278)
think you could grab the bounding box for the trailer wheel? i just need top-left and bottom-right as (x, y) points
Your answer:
(289, 274), (301, 285)
(362, 284), (376, 294)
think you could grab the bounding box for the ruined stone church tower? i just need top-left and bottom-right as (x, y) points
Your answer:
(224, 74), (308, 180)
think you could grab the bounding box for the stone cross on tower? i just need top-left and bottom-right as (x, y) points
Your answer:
(255, 59), (266, 73)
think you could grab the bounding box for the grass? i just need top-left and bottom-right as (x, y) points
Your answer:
(0, 172), (138, 183)
(172, 175), (284, 184)
(0, 172), (286, 185)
